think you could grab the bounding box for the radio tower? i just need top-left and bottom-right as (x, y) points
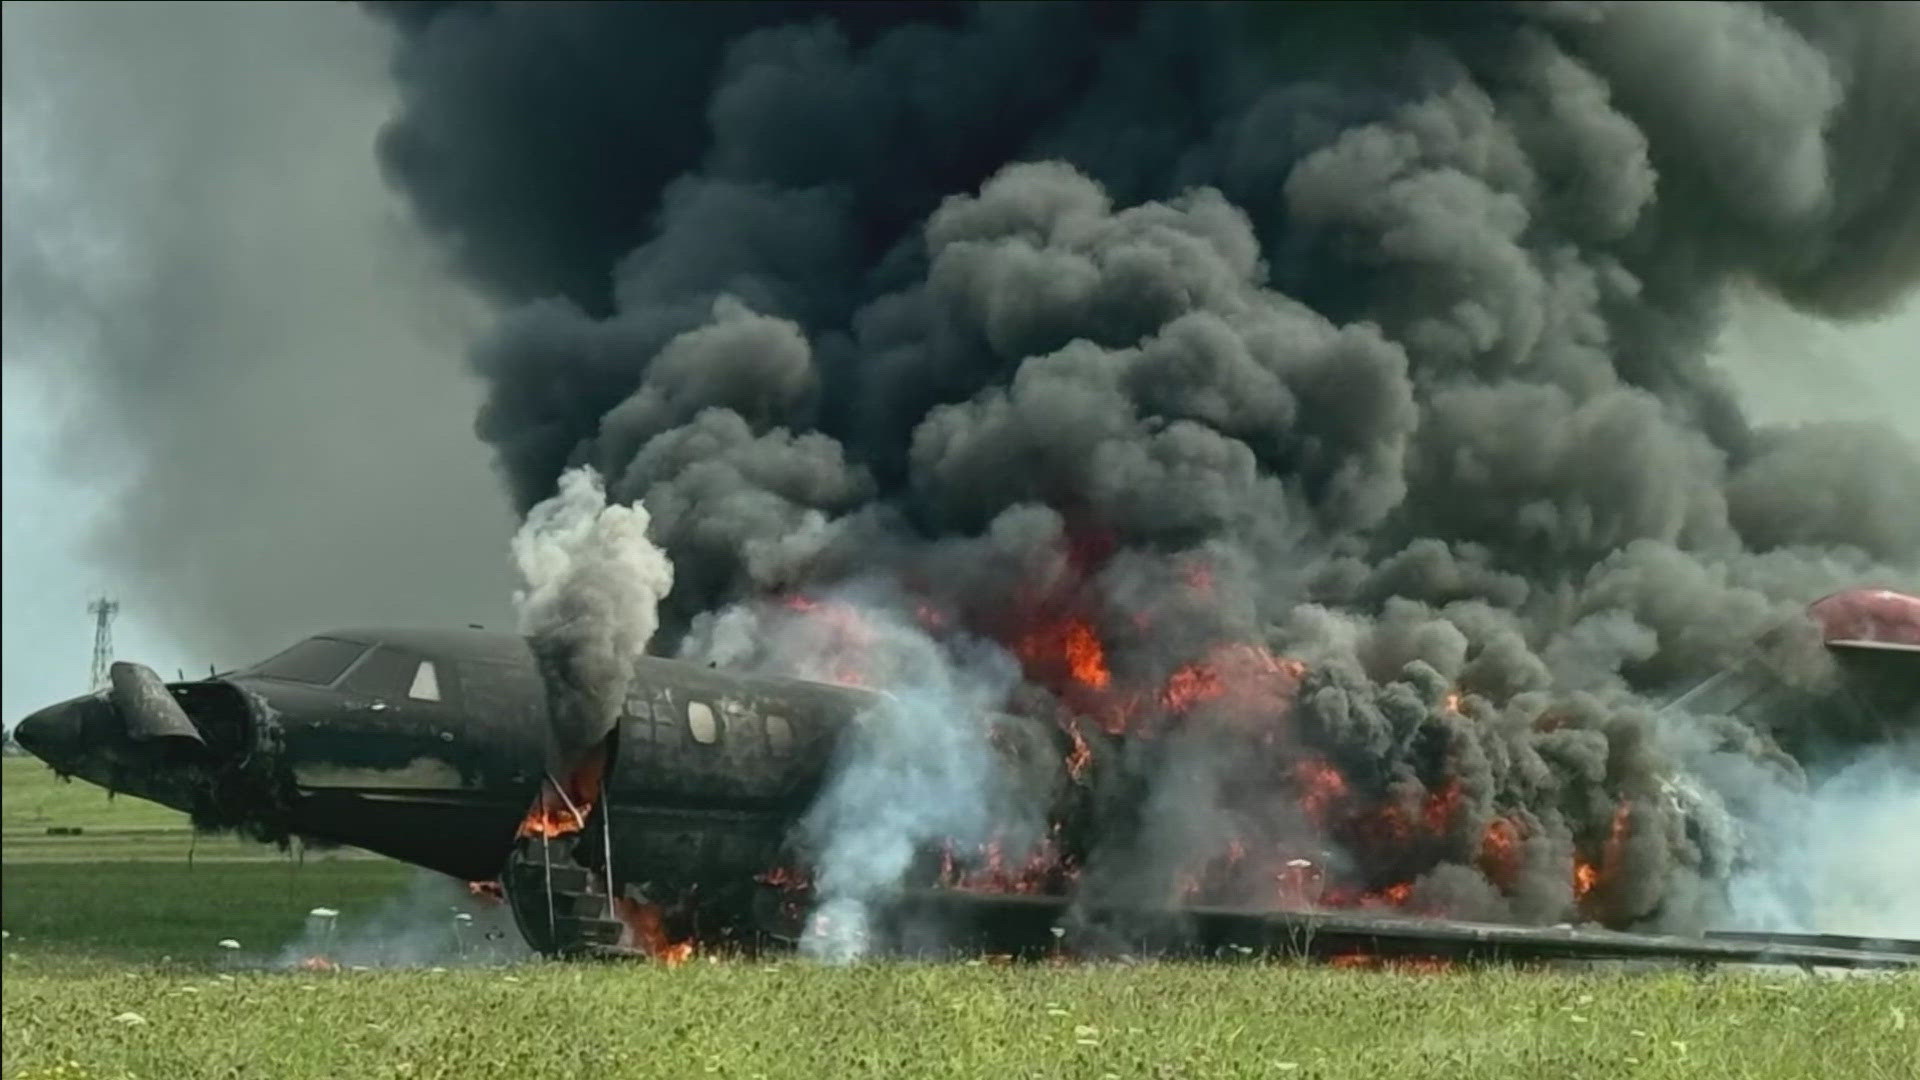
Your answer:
(88, 597), (119, 691)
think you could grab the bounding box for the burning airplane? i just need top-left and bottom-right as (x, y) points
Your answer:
(12, 2), (1920, 972)
(13, 586), (1916, 968)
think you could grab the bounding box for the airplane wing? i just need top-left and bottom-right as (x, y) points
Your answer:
(873, 890), (1920, 970)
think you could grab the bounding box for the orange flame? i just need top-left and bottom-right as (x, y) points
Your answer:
(1375, 881), (1414, 906)
(1422, 782), (1462, 833)
(768, 534), (1546, 924)
(1295, 758), (1350, 825)
(1574, 802), (1631, 903)
(1478, 818), (1523, 890)
(1573, 859), (1599, 899)
(516, 742), (608, 840)
(1162, 644), (1305, 716)
(1322, 880), (1417, 909)
(514, 737), (602, 841)
(1015, 615), (1112, 692)
(613, 897), (693, 966)
(1064, 620), (1110, 690)
(938, 826), (1074, 894)
(1330, 952), (1452, 973)
(1064, 722), (1093, 781)
(1161, 662), (1222, 713)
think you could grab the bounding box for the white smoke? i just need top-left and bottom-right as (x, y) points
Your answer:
(270, 871), (528, 969)
(1728, 744), (1920, 939)
(511, 466), (675, 765)
(512, 464), (674, 646)
(680, 584), (1040, 962)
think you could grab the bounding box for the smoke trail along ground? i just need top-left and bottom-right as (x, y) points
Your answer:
(271, 870), (529, 970)
(373, 2), (1920, 942)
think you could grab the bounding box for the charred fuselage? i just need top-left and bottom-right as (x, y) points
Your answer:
(12, 593), (1918, 967)
(11, 627), (903, 952)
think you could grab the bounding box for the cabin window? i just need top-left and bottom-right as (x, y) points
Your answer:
(251, 638), (368, 686)
(622, 686), (651, 723)
(687, 701), (719, 745)
(640, 688), (676, 745)
(409, 662), (442, 702)
(765, 715), (793, 754)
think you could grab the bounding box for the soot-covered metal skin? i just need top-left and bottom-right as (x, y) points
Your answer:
(506, 660), (891, 957)
(11, 594), (1917, 968)
(9, 627), (887, 899)
(14, 628), (557, 879)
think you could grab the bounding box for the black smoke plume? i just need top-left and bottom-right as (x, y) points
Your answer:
(369, 1), (1920, 937)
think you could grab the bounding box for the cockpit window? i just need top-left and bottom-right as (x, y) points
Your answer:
(250, 638), (369, 686)
(408, 662), (442, 702)
(339, 646), (425, 699)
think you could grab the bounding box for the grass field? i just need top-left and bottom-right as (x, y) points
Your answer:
(4, 758), (1915, 1079)
(1, 756), (377, 862)
(3, 757), (186, 831)
(5, 945), (1915, 1080)
(2, 860), (417, 964)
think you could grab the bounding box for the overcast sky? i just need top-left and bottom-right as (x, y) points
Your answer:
(2, 2), (1916, 727)
(2, 1), (513, 725)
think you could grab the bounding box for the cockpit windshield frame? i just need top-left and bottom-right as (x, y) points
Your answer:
(245, 637), (371, 687)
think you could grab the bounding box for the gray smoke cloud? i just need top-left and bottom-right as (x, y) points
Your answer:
(368, 1), (1919, 940)
(2, 1), (513, 670)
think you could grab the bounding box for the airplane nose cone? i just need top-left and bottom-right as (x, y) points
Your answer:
(14, 698), (87, 765)
(14, 680), (230, 817)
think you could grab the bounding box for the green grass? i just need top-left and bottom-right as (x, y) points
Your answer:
(2, 755), (374, 862)
(5, 760), (1915, 1080)
(3, 757), (184, 832)
(1, 860), (415, 964)
(3, 864), (1915, 1080)
(4, 954), (1915, 1080)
